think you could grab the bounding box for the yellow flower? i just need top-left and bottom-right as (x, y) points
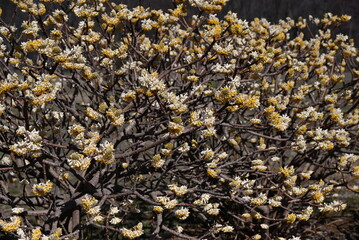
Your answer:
(204, 203), (220, 215)
(250, 193), (267, 206)
(85, 107), (100, 121)
(168, 184), (188, 196)
(153, 206), (163, 213)
(152, 154), (165, 168)
(340, 14), (351, 22)
(286, 213), (297, 223)
(121, 90), (136, 102)
(312, 191), (324, 203)
(0, 216), (21, 233)
(278, 165), (295, 178)
(32, 228), (42, 240)
(175, 207), (190, 220)
(157, 196), (178, 209)
(49, 228), (62, 240)
(95, 141), (115, 164)
(189, 111), (203, 127)
(352, 166), (359, 177)
(168, 121), (184, 136)
(32, 180), (53, 197)
(81, 194), (98, 211)
(106, 107), (125, 126)
(67, 152), (91, 171)
(121, 223), (144, 239)
(207, 168), (220, 178)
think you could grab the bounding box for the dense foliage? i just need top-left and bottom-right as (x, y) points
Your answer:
(0, 0), (358, 239)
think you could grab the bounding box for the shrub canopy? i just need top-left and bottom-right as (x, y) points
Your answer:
(0, 0), (358, 239)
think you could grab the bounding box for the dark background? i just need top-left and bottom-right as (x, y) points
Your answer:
(0, 0), (358, 42)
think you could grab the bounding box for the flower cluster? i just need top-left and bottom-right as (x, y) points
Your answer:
(9, 126), (42, 157)
(0, 216), (21, 233)
(32, 180), (53, 197)
(121, 223), (144, 239)
(0, 0), (358, 239)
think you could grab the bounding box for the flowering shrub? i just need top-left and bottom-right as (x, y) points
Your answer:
(0, 0), (358, 239)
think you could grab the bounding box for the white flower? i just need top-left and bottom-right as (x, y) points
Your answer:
(168, 184), (188, 196)
(175, 207), (190, 220)
(121, 223), (144, 239)
(204, 203), (220, 215)
(319, 200), (347, 212)
(93, 215), (104, 223)
(175, 225), (184, 233)
(271, 156), (280, 162)
(221, 225), (234, 232)
(260, 224), (269, 229)
(12, 208), (24, 214)
(109, 206), (120, 215)
(178, 142), (190, 153)
(110, 217), (122, 225)
(0, 156), (12, 166)
(87, 206), (101, 215)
